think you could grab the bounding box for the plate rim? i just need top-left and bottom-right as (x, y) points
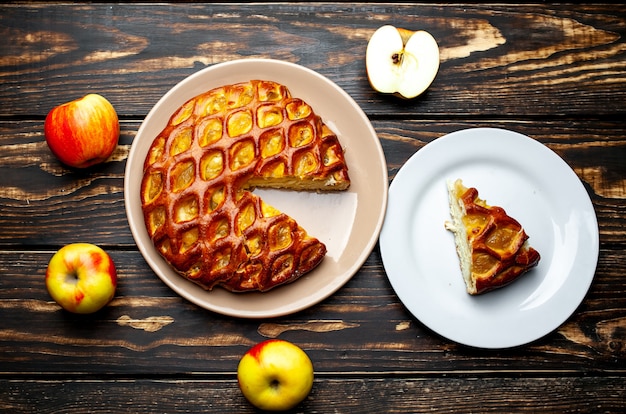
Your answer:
(380, 127), (599, 348)
(124, 58), (388, 318)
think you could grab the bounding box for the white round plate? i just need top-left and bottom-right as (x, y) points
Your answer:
(124, 59), (388, 318)
(380, 127), (598, 348)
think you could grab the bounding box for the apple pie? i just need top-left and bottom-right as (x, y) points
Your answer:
(141, 80), (350, 292)
(445, 179), (540, 295)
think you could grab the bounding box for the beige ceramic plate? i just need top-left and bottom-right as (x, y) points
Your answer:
(124, 59), (388, 318)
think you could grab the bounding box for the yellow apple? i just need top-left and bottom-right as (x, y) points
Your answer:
(237, 339), (314, 411)
(366, 24), (440, 99)
(44, 93), (119, 168)
(45, 243), (117, 314)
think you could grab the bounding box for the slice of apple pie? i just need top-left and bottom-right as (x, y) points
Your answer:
(445, 179), (540, 295)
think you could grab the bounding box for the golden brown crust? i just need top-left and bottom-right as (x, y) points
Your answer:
(140, 80), (349, 292)
(446, 179), (540, 295)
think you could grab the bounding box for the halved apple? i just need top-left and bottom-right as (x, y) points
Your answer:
(366, 25), (440, 99)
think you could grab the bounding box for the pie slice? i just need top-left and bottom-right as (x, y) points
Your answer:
(445, 179), (540, 295)
(141, 80), (350, 292)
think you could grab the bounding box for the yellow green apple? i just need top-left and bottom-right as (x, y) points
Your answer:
(366, 24), (440, 99)
(237, 339), (314, 411)
(45, 243), (117, 314)
(44, 93), (119, 168)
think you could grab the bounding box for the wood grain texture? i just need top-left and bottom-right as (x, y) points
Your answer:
(1, 4), (625, 117)
(1, 120), (625, 245)
(0, 2), (625, 413)
(1, 377), (625, 413)
(0, 249), (624, 375)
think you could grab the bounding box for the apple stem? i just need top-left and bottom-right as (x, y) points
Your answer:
(270, 379), (280, 390)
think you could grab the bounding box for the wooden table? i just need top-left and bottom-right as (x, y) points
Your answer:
(1, 2), (625, 412)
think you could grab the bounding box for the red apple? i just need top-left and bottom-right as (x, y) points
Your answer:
(237, 339), (314, 411)
(44, 93), (119, 168)
(45, 243), (117, 314)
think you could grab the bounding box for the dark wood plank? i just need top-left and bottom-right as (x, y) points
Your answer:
(0, 120), (131, 246)
(1, 3), (625, 118)
(1, 119), (624, 246)
(1, 377), (625, 413)
(0, 248), (624, 375)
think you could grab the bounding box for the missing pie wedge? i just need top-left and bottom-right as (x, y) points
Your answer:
(445, 179), (540, 295)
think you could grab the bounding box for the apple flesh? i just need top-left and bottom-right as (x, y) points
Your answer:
(366, 25), (440, 99)
(237, 339), (314, 411)
(45, 243), (117, 314)
(44, 93), (119, 168)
